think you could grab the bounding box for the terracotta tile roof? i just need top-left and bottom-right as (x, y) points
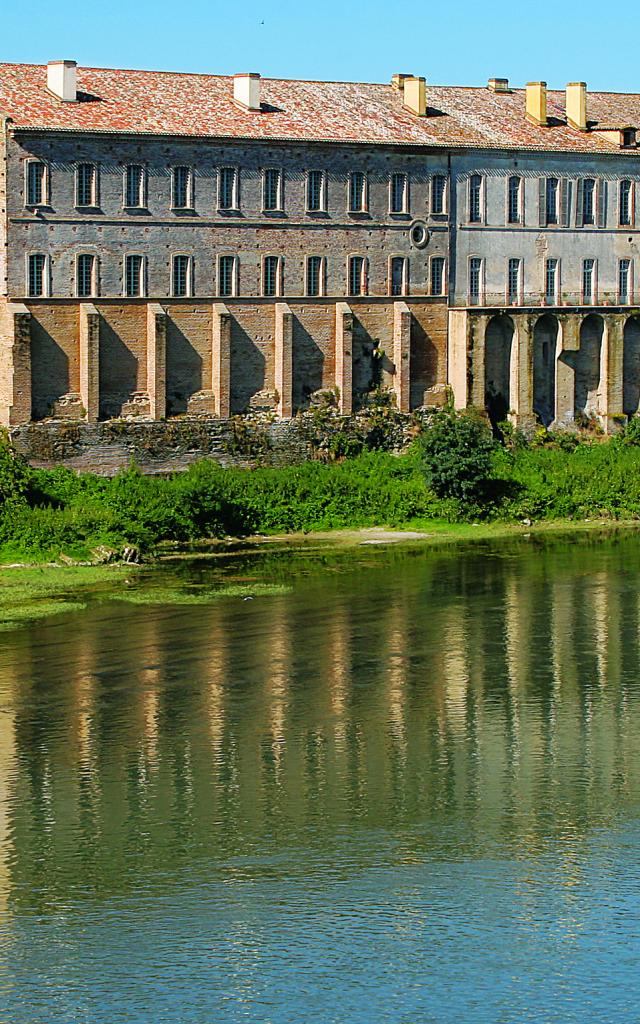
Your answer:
(1, 62), (640, 154)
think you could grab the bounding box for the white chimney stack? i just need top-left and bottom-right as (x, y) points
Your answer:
(47, 60), (77, 102)
(234, 73), (261, 111)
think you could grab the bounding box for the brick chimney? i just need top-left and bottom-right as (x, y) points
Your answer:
(403, 76), (427, 117)
(47, 60), (77, 102)
(566, 82), (587, 131)
(488, 78), (510, 93)
(525, 81), (547, 125)
(234, 73), (261, 111)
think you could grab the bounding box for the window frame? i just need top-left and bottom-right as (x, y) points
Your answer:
(76, 253), (98, 298)
(618, 258), (633, 305)
(171, 165), (194, 211)
(262, 168), (284, 213)
(468, 255), (484, 306)
(305, 255), (326, 297)
(217, 254), (239, 298)
(218, 166), (240, 212)
(429, 255), (446, 297)
(75, 162), (99, 209)
(25, 159), (49, 208)
(171, 253), (194, 298)
(544, 257), (559, 305)
(582, 257), (597, 305)
(123, 164), (147, 210)
(306, 170), (327, 214)
(430, 173), (448, 215)
(507, 174), (523, 225)
(468, 173), (484, 224)
(507, 257), (523, 306)
(389, 172), (409, 215)
(348, 171), (368, 214)
(123, 252), (146, 298)
(347, 254), (368, 296)
(388, 254), (408, 296)
(619, 179), (634, 227)
(26, 252), (50, 298)
(262, 253), (283, 297)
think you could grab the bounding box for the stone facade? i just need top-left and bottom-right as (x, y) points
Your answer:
(1, 65), (640, 445)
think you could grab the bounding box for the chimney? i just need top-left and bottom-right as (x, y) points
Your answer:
(488, 78), (510, 93)
(525, 81), (547, 126)
(391, 73), (413, 92)
(47, 60), (77, 102)
(566, 82), (587, 131)
(403, 76), (427, 117)
(234, 73), (261, 111)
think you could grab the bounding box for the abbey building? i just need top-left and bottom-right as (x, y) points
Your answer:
(0, 60), (639, 433)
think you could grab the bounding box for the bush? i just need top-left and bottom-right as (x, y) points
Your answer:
(418, 410), (498, 502)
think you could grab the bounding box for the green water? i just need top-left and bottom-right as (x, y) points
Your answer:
(1, 536), (640, 1022)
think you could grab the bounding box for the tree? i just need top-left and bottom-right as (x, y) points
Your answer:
(419, 410), (497, 502)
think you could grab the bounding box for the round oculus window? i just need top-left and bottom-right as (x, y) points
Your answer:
(410, 221), (429, 248)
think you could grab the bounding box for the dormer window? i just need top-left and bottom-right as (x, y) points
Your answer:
(622, 129), (637, 148)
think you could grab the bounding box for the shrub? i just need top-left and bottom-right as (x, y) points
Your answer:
(418, 410), (498, 502)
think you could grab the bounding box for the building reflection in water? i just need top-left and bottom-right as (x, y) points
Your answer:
(1, 538), (640, 912)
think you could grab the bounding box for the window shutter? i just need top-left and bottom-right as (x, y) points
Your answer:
(575, 179), (584, 227)
(538, 178), (547, 227)
(560, 179), (571, 227)
(597, 180), (607, 228)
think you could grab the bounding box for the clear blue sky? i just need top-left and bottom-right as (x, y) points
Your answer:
(4, 0), (640, 93)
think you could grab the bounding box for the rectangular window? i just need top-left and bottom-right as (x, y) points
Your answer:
(469, 174), (482, 223)
(172, 254), (192, 297)
(219, 167), (238, 211)
(125, 165), (145, 208)
(172, 166), (192, 210)
(306, 255), (324, 296)
(390, 256), (407, 296)
(218, 255), (237, 297)
(306, 170), (326, 212)
(263, 168), (282, 211)
(348, 255), (367, 295)
(583, 258), (596, 304)
(390, 173), (408, 214)
(76, 163), (97, 207)
(125, 254), (144, 297)
(469, 257), (483, 305)
(582, 178), (595, 225)
(263, 255), (281, 297)
(620, 180), (633, 226)
(430, 256), (445, 296)
(349, 172), (367, 213)
(507, 258), (522, 304)
(508, 175), (522, 224)
(619, 259), (632, 304)
(27, 253), (47, 297)
(26, 161), (46, 206)
(545, 258), (558, 304)
(546, 177), (559, 224)
(76, 254), (96, 298)
(431, 174), (446, 214)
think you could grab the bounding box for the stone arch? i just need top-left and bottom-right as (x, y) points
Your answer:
(623, 316), (640, 417)
(485, 314), (515, 426)
(533, 314), (558, 427)
(575, 314), (603, 418)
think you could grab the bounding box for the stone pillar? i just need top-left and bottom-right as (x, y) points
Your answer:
(212, 303), (231, 418)
(274, 302), (294, 418)
(0, 302), (32, 427)
(555, 315), (580, 426)
(448, 309), (470, 409)
(146, 303), (166, 420)
(512, 313), (535, 431)
(602, 314), (625, 431)
(392, 301), (411, 412)
(469, 314), (490, 409)
(335, 302), (353, 415)
(79, 303), (100, 423)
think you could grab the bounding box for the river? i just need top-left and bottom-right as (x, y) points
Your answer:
(1, 535), (639, 1022)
